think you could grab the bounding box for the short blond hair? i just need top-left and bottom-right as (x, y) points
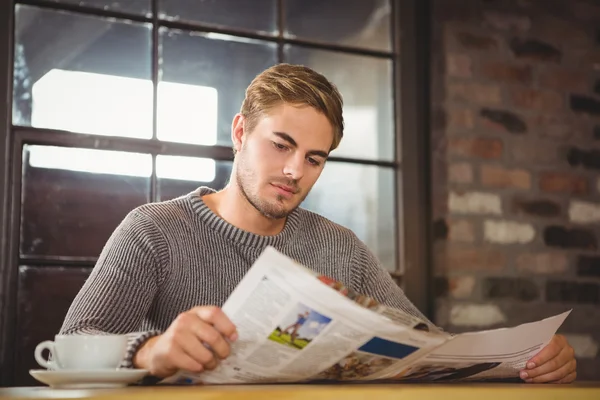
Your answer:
(240, 63), (344, 152)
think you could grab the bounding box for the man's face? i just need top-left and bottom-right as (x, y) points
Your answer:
(234, 103), (333, 220)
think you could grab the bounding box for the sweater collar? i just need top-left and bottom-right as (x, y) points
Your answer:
(188, 186), (301, 248)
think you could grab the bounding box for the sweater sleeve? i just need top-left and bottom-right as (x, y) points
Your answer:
(59, 208), (169, 368)
(352, 238), (437, 329)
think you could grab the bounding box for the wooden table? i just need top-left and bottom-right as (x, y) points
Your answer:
(1, 383), (599, 400)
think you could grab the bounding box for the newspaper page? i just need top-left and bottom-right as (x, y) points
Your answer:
(160, 246), (446, 384)
(387, 311), (570, 383)
(160, 246), (570, 385)
(314, 275), (447, 336)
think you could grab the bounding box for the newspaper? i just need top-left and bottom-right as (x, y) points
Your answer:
(161, 246), (571, 385)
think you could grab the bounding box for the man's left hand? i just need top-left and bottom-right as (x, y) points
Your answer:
(520, 334), (576, 383)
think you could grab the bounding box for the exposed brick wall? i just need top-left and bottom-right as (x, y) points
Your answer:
(431, 0), (600, 381)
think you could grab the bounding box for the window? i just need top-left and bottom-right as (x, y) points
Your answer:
(13, 0), (401, 272)
(5, 0), (410, 386)
(12, 0), (400, 272)
(31, 68), (219, 144)
(22, 146), (151, 258)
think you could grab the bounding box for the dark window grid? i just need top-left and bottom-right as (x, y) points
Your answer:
(0, 0), (15, 387)
(9, 0), (405, 271)
(16, 0), (395, 59)
(150, 0), (159, 199)
(13, 0), (401, 204)
(16, 257), (404, 282)
(395, 0), (432, 316)
(11, 127), (400, 264)
(12, 126), (400, 168)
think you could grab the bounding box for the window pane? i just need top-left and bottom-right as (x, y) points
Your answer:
(13, 5), (152, 138)
(158, 29), (277, 146)
(14, 266), (91, 386)
(284, 0), (391, 52)
(157, 156), (232, 201)
(302, 162), (397, 272)
(284, 46), (394, 161)
(159, 0), (277, 35)
(46, 0), (151, 15)
(21, 145), (151, 258)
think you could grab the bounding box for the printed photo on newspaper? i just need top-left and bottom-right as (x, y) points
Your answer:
(160, 246), (571, 385)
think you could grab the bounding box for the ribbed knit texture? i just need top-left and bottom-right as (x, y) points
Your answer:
(60, 187), (430, 368)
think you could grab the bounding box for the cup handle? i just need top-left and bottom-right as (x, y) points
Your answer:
(34, 340), (56, 369)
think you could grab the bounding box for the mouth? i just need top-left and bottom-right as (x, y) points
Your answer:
(271, 183), (297, 198)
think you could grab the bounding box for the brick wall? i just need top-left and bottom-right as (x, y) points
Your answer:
(430, 0), (600, 380)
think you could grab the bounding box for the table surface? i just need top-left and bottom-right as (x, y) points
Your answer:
(1, 383), (599, 400)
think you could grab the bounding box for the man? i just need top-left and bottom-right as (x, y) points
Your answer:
(60, 63), (576, 384)
(278, 311), (310, 343)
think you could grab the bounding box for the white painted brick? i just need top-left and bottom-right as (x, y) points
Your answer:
(449, 162), (474, 184)
(448, 219), (475, 243)
(450, 304), (507, 327)
(569, 200), (600, 224)
(450, 276), (476, 298)
(564, 334), (599, 359)
(484, 220), (535, 244)
(449, 191), (502, 215)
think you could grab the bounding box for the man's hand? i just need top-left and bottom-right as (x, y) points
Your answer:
(520, 334), (576, 383)
(133, 306), (238, 378)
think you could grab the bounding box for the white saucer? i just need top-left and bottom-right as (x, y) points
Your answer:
(29, 369), (148, 389)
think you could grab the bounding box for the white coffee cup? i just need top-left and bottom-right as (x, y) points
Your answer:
(34, 334), (128, 370)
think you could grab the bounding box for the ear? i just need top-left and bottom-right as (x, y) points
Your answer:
(231, 113), (246, 153)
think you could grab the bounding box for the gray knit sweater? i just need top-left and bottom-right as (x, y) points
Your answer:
(60, 186), (430, 368)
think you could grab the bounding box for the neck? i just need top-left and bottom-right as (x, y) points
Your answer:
(203, 183), (287, 237)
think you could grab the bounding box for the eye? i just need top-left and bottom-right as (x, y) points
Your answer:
(272, 141), (288, 151)
(307, 158), (321, 167)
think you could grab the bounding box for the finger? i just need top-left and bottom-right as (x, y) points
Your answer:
(526, 359), (576, 383)
(166, 346), (205, 374)
(180, 310), (232, 360)
(556, 371), (577, 384)
(194, 306), (238, 341)
(526, 335), (564, 370)
(524, 344), (572, 379)
(178, 329), (219, 369)
(191, 319), (232, 360)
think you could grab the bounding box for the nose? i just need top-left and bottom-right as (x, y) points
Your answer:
(282, 153), (304, 181)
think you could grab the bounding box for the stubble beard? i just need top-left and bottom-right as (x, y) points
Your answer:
(235, 163), (293, 220)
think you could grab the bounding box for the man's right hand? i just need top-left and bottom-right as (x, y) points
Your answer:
(133, 306), (238, 378)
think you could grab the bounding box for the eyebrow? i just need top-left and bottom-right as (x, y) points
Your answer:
(273, 131), (329, 159)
